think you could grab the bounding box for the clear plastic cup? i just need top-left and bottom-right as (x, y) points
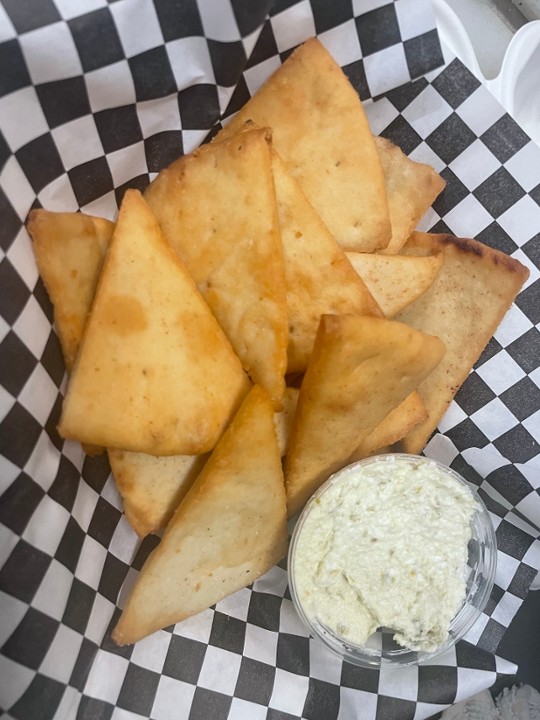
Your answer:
(288, 454), (497, 668)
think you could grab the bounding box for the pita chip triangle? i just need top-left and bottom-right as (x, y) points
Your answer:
(397, 232), (530, 454)
(113, 385), (288, 645)
(27, 210), (114, 371)
(271, 151), (382, 372)
(217, 38), (391, 252)
(27, 208), (214, 535)
(285, 315), (445, 517)
(145, 127), (288, 409)
(58, 189), (250, 455)
(27, 210), (115, 456)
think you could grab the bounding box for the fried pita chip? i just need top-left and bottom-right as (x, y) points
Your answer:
(271, 152), (382, 372)
(108, 450), (208, 538)
(145, 128), (287, 408)
(58, 189), (250, 455)
(349, 391), (427, 462)
(27, 209), (213, 533)
(27, 210), (113, 371)
(285, 315), (445, 516)
(397, 232), (530, 454)
(112, 385), (288, 645)
(217, 39), (391, 252)
(346, 251), (443, 318)
(375, 137), (446, 255)
(28, 210), (114, 456)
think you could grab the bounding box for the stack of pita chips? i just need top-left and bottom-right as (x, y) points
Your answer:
(28, 38), (529, 645)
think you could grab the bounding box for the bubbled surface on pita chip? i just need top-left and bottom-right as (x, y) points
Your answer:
(397, 232), (530, 454)
(218, 38), (391, 252)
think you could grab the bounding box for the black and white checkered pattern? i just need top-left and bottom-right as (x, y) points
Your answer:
(0, 1), (539, 719)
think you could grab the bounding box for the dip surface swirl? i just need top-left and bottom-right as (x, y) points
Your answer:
(293, 457), (479, 652)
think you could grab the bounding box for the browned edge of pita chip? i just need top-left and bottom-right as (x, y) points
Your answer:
(397, 232), (530, 454)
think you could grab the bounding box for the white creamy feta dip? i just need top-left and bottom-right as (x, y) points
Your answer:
(292, 457), (479, 652)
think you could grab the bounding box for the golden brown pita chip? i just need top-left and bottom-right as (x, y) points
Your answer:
(375, 137), (446, 255)
(27, 210), (113, 371)
(285, 315), (445, 516)
(28, 210), (114, 456)
(58, 189), (250, 455)
(349, 391), (427, 461)
(145, 128), (287, 408)
(28, 209), (212, 531)
(397, 232), (530, 454)
(108, 450), (207, 538)
(112, 385), (288, 645)
(346, 251), (443, 318)
(271, 152), (382, 372)
(217, 39), (390, 252)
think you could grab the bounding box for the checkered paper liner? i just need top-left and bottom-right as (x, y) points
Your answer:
(0, 0), (539, 718)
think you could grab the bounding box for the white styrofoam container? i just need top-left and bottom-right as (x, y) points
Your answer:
(434, 0), (540, 147)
